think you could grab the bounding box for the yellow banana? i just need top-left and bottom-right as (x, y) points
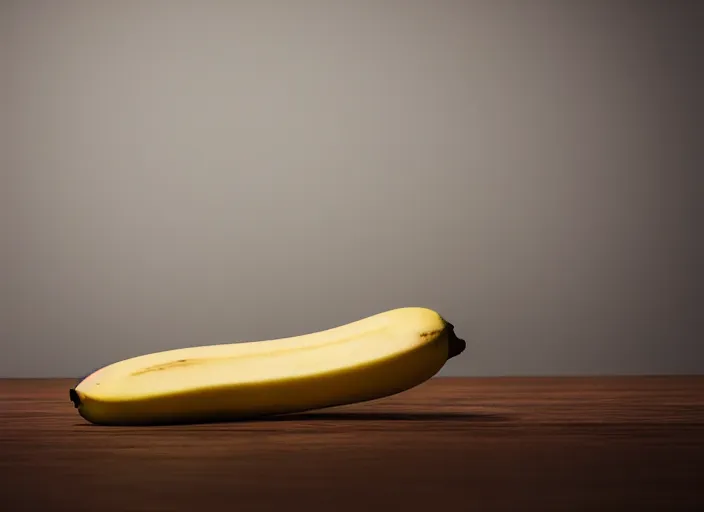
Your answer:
(69, 307), (466, 426)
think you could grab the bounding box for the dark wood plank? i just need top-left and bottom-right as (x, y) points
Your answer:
(1, 377), (703, 511)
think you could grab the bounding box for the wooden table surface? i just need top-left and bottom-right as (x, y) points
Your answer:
(2, 377), (703, 511)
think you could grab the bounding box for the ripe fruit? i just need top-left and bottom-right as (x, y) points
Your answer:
(70, 307), (466, 425)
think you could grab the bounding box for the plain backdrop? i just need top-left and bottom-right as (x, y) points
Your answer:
(2, 0), (703, 377)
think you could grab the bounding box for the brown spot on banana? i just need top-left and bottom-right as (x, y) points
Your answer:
(130, 358), (199, 375)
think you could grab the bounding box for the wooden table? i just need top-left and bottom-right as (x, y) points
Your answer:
(2, 377), (703, 511)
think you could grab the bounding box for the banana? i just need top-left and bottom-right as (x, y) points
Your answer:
(69, 307), (466, 426)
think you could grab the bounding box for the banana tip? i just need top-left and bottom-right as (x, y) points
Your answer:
(69, 388), (81, 408)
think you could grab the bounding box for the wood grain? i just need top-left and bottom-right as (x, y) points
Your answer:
(2, 377), (703, 511)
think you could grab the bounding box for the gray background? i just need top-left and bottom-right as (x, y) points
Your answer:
(2, 1), (702, 378)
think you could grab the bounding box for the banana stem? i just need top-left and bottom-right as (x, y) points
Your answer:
(444, 321), (466, 359)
